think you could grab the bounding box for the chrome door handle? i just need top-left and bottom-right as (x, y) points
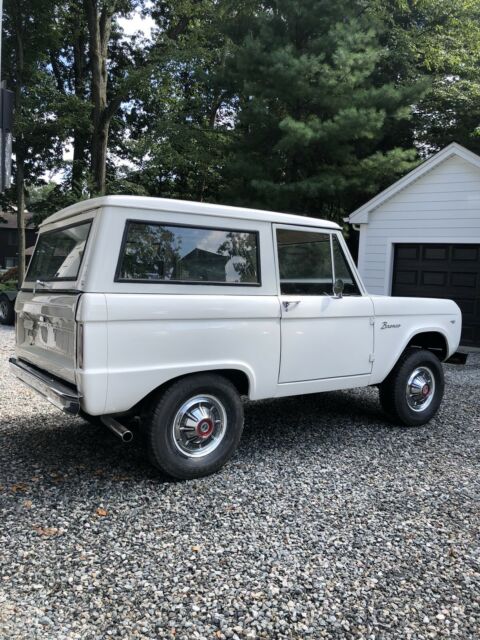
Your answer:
(282, 300), (301, 311)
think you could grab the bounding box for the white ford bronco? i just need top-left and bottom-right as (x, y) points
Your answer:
(10, 196), (461, 479)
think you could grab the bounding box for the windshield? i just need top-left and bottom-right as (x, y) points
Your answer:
(26, 221), (91, 282)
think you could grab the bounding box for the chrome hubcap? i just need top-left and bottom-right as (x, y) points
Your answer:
(173, 394), (227, 458)
(406, 366), (435, 412)
(0, 301), (7, 320)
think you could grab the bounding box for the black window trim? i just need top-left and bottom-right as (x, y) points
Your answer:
(25, 218), (94, 283)
(114, 218), (262, 287)
(331, 234), (362, 296)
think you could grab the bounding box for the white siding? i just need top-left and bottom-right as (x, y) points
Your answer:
(358, 155), (480, 294)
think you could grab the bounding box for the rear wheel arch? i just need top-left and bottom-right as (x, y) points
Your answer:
(135, 367), (252, 418)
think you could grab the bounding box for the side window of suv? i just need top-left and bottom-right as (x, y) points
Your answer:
(116, 221), (260, 285)
(276, 228), (333, 295)
(276, 229), (361, 296)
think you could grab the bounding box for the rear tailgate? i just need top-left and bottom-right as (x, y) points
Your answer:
(15, 292), (80, 384)
(14, 213), (96, 385)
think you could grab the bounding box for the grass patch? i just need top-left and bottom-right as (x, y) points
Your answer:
(0, 281), (16, 292)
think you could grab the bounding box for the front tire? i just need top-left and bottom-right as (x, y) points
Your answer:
(379, 348), (444, 426)
(146, 374), (244, 479)
(0, 295), (14, 325)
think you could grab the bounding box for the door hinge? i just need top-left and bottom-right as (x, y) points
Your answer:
(369, 353), (375, 363)
(369, 317), (375, 325)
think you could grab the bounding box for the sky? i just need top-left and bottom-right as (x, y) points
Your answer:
(117, 6), (155, 39)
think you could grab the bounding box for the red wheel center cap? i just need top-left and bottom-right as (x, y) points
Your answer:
(196, 419), (214, 439)
(422, 384), (430, 397)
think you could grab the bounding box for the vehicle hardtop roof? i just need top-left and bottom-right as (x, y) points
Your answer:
(40, 195), (341, 231)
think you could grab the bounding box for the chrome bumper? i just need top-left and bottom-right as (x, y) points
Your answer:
(9, 357), (80, 415)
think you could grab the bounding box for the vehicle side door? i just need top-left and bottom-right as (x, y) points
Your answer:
(274, 225), (374, 383)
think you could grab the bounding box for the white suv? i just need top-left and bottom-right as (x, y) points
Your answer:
(10, 196), (461, 478)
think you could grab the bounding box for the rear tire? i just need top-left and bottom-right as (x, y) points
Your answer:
(0, 295), (14, 325)
(146, 374), (244, 479)
(379, 348), (444, 426)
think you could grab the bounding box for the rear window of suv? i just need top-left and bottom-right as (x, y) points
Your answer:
(116, 221), (260, 285)
(26, 221), (92, 282)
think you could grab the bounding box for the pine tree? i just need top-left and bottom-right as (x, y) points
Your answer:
(222, 0), (420, 221)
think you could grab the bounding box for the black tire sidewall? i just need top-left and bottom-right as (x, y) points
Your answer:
(0, 295), (14, 325)
(147, 374), (244, 479)
(383, 349), (444, 426)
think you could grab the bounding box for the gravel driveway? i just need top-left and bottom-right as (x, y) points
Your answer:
(0, 324), (479, 640)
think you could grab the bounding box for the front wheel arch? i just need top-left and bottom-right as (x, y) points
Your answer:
(404, 331), (448, 361)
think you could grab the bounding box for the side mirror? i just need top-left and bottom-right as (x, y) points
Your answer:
(333, 278), (344, 298)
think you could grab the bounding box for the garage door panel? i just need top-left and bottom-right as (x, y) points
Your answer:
(394, 270), (418, 286)
(422, 271), (447, 286)
(455, 298), (475, 316)
(424, 246), (448, 261)
(393, 243), (480, 347)
(451, 272), (477, 288)
(462, 326), (475, 343)
(452, 246), (479, 261)
(396, 245), (419, 260)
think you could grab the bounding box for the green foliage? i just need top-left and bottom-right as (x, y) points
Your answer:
(3, 0), (480, 226)
(219, 0), (422, 220)
(0, 282), (17, 291)
(369, 0), (480, 154)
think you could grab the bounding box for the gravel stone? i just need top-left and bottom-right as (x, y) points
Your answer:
(0, 324), (479, 639)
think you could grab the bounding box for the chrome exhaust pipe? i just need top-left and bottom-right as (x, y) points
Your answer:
(101, 416), (133, 443)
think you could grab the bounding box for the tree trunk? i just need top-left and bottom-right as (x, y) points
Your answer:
(84, 0), (114, 195)
(13, 7), (26, 286)
(72, 31), (88, 189)
(16, 155), (26, 285)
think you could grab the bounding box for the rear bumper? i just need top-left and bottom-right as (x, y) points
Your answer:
(9, 357), (80, 415)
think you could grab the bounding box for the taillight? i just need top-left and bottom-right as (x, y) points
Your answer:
(76, 323), (84, 369)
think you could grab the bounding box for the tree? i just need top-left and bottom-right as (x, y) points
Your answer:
(3, 0), (65, 284)
(370, 0), (480, 155)
(114, 0), (232, 202)
(48, 5), (91, 194)
(82, 0), (203, 196)
(6, 0), (480, 239)
(221, 0), (420, 221)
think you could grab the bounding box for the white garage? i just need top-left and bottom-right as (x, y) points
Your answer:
(347, 142), (480, 347)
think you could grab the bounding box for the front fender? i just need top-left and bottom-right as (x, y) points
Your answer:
(370, 320), (460, 385)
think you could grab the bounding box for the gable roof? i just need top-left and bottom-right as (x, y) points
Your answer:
(180, 248), (229, 263)
(0, 211), (34, 229)
(347, 142), (480, 224)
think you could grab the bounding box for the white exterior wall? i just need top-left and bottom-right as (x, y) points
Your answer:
(358, 155), (480, 294)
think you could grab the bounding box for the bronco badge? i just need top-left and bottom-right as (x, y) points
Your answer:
(381, 321), (401, 330)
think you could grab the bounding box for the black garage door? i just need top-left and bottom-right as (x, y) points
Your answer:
(392, 243), (480, 347)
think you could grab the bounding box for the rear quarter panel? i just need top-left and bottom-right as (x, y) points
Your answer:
(102, 294), (280, 414)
